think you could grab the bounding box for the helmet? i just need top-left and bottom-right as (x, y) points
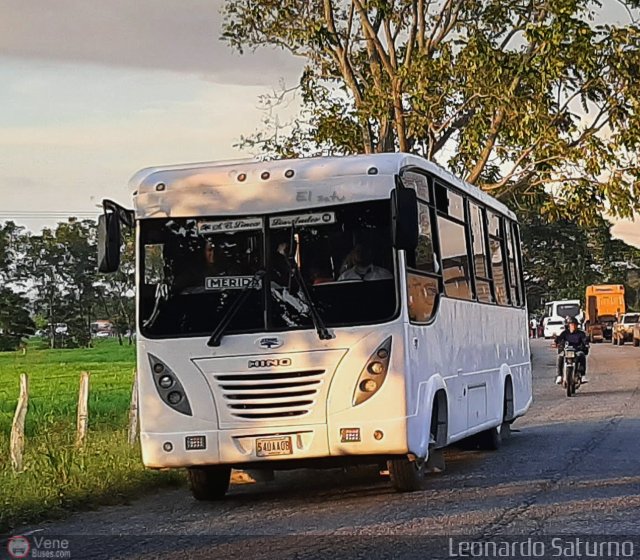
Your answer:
(568, 316), (579, 325)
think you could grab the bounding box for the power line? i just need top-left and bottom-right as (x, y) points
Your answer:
(0, 212), (97, 219)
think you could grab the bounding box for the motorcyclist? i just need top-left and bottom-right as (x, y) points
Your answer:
(554, 316), (589, 385)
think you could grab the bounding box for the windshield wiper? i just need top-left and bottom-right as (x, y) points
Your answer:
(207, 269), (266, 347)
(285, 227), (333, 341)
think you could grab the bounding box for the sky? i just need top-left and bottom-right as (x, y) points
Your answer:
(0, 0), (638, 247)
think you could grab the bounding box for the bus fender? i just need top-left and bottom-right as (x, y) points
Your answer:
(406, 374), (448, 460)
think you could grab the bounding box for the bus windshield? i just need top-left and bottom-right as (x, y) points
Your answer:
(557, 303), (580, 319)
(139, 200), (397, 339)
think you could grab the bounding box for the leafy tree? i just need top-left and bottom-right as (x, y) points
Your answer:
(18, 219), (98, 348)
(0, 288), (35, 351)
(520, 208), (640, 314)
(96, 230), (136, 345)
(223, 0), (640, 223)
(0, 222), (34, 350)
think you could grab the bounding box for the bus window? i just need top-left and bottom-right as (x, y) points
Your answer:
(402, 171), (430, 202)
(489, 212), (508, 305)
(438, 216), (472, 300)
(505, 224), (519, 306)
(416, 202), (438, 274)
(513, 222), (526, 307)
(407, 274), (439, 322)
(447, 191), (465, 221)
(469, 203), (493, 303)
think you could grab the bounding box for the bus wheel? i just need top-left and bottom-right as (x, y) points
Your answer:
(188, 466), (231, 501)
(387, 456), (428, 492)
(478, 424), (502, 450)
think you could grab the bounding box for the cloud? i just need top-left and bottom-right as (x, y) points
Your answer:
(611, 218), (640, 250)
(0, 0), (302, 86)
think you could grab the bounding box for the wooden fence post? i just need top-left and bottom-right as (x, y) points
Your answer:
(10, 374), (29, 472)
(128, 370), (139, 446)
(76, 371), (90, 448)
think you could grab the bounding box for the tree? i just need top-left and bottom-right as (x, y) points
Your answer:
(0, 288), (35, 351)
(96, 230), (136, 345)
(0, 222), (34, 351)
(520, 207), (640, 314)
(223, 0), (640, 223)
(520, 214), (599, 311)
(18, 219), (98, 348)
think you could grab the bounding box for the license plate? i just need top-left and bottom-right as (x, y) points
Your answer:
(256, 436), (293, 457)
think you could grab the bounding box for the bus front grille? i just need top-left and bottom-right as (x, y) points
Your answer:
(214, 369), (325, 420)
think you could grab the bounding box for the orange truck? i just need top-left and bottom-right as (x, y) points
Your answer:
(584, 284), (625, 342)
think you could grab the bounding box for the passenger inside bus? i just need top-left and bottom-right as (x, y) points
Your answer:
(271, 241), (292, 287)
(338, 243), (392, 281)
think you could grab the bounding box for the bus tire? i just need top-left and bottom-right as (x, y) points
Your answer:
(478, 380), (512, 450)
(387, 457), (428, 492)
(188, 466), (231, 501)
(479, 425), (502, 450)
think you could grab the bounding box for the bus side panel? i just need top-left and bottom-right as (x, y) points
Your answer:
(405, 298), (531, 457)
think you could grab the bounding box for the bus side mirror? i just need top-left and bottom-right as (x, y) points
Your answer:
(392, 187), (419, 252)
(97, 212), (121, 273)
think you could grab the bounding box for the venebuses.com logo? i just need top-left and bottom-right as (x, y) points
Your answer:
(6, 535), (71, 559)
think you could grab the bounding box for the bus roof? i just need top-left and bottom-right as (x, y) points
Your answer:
(130, 153), (516, 221)
(586, 285), (625, 294)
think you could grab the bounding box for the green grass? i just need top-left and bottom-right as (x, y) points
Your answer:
(0, 340), (184, 535)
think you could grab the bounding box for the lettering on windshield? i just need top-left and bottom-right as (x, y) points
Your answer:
(270, 212), (336, 228)
(198, 217), (263, 234)
(205, 276), (263, 290)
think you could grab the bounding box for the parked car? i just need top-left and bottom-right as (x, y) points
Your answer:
(612, 313), (640, 345)
(544, 319), (566, 339)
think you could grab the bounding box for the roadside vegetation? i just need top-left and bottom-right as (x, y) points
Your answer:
(0, 339), (183, 535)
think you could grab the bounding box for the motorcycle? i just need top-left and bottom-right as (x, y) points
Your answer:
(560, 343), (581, 397)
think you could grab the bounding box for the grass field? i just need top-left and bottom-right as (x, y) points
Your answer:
(0, 339), (183, 535)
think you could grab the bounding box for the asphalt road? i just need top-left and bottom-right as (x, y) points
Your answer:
(7, 339), (640, 559)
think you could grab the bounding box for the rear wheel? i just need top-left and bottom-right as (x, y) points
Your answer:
(388, 457), (428, 492)
(478, 424), (503, 450)
(478, 382), (513, 450)
(188, 466), (231, 501)
(633, 338), (640, 347)
(619, 337), (625, 346)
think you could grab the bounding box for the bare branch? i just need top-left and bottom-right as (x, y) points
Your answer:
(403, 0), (419, 70)
(383, 16), (398, 70)
(352, 0), (396, 77)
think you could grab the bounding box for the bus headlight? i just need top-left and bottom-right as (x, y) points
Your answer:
(353, 337), (391, 406)
(360, 379), (378, 392)
(148, 354), (192, 416)
(158, 375), (174, 389)
(368, 361), (385, 375)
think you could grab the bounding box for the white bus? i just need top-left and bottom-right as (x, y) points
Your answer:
(543, 299), (584, 333)
(98, 153), (532, 498)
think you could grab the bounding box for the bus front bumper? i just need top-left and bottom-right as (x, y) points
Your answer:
(140, 416), (408, 469)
